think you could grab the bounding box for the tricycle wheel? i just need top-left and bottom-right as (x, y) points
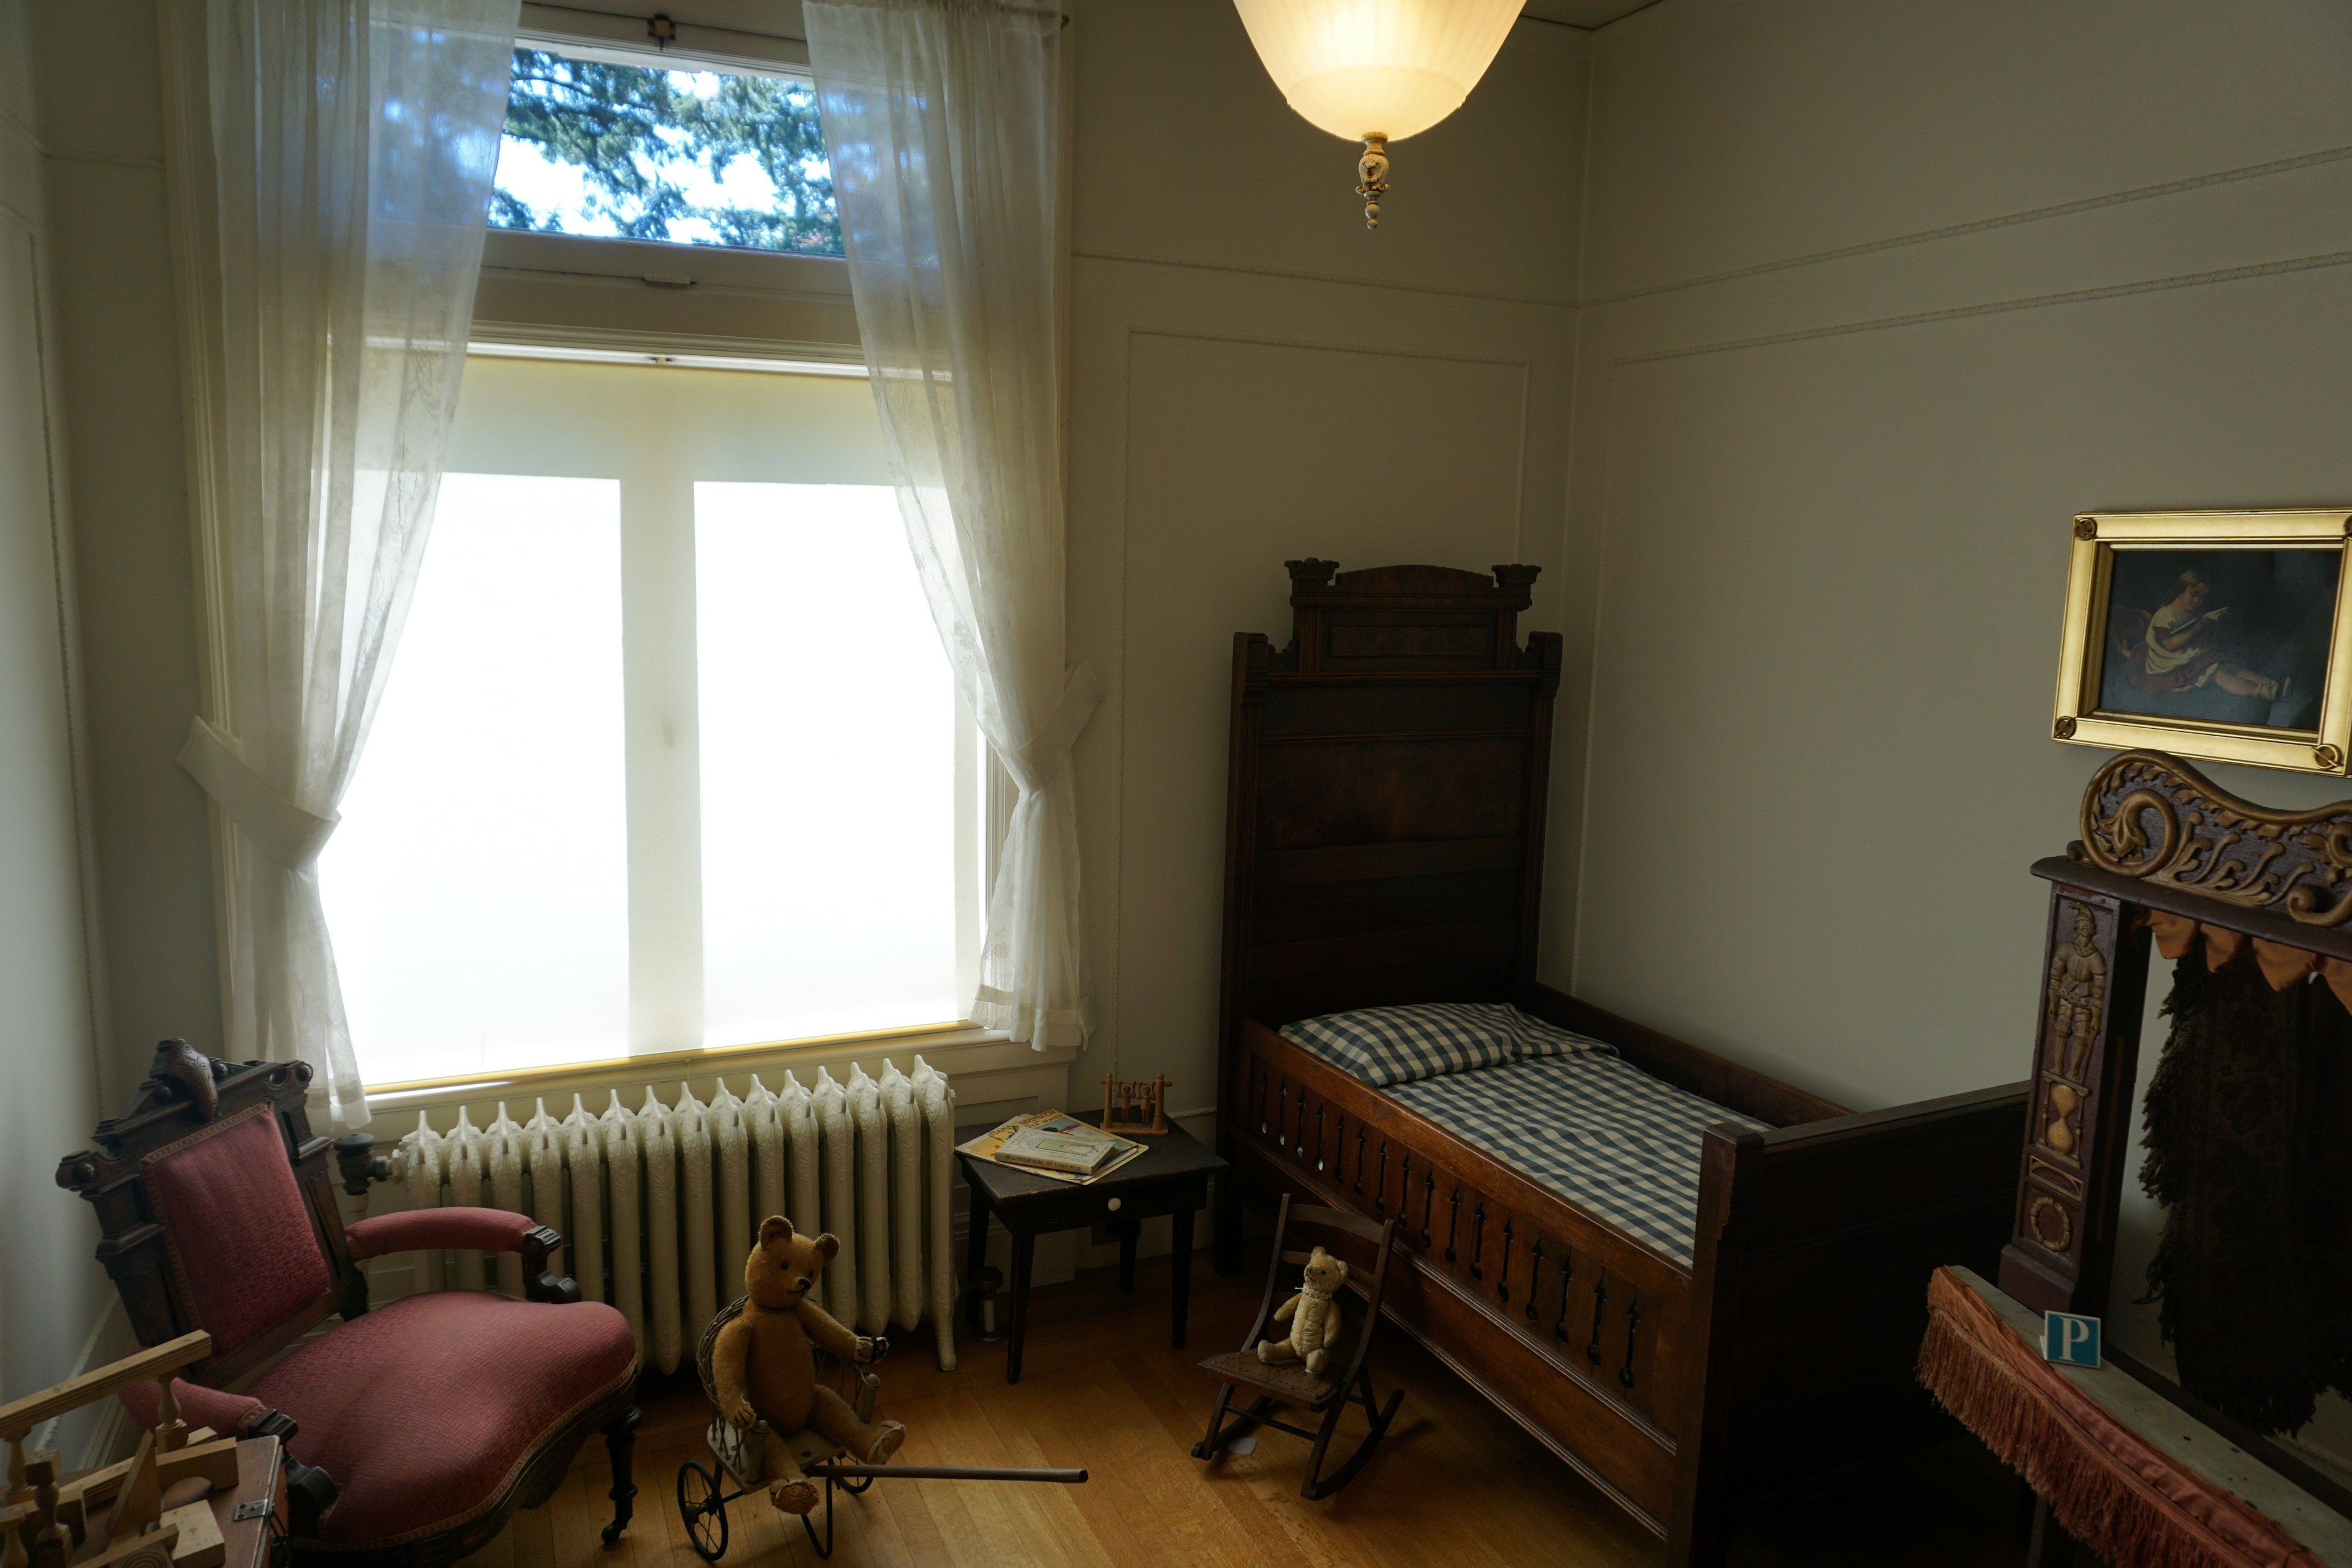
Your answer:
(676, 1460), (729, 1562)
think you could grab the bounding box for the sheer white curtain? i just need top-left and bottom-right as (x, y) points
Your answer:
(804, 0), (1094, 1049)
(176, 0), (516, 1128)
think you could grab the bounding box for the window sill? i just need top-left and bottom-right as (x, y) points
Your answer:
(361, 1019), (1074, 1123)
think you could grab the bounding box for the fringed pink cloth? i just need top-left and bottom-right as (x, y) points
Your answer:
(1917, 1267), (2322, 1568)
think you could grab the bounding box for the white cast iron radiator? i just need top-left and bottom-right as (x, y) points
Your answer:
(383, 1058), (960, 1371)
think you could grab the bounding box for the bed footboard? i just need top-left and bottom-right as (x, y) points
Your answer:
(1670, 1081), (2030, 1567)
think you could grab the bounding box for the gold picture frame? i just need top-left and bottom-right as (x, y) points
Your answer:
(2054, 509), (2352, 775)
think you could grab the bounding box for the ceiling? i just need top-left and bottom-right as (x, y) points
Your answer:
(1520, 0), (1660, 28)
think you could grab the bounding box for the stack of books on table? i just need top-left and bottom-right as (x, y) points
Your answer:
(957, 1112), (1147, 1185)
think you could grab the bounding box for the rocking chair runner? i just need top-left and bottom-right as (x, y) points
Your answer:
(1193, 1196), (1403, 1500)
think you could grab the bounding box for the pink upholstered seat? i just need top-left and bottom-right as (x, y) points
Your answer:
(247, 1292), (636, 1547)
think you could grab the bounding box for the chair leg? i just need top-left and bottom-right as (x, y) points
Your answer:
(1191, 1382), (1237, 1460)
(1298, 1398), (1346, 1499)
(601, 1406), (641, 1545)
(1194, 1391), (1280, 1461)
(1228, 1395), (1279, 1441)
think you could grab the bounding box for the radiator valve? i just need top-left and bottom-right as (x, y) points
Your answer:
(334, 1132), (390, 1200)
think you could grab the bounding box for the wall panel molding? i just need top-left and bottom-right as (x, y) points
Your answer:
(1129, 323), (1537, 372)
(1, 208), (111, 1112)
(1095, 318), (1547, 1093)
(1581, 141), (2352, 311)
(42, 150), (164, 173)
(0, 100), (37, 153)
(1120, 325), (1537, 574)
(1613, 244), (2352, 368)
(1110, 322), (1541, 1041)
(1077, 247), (1579, 312)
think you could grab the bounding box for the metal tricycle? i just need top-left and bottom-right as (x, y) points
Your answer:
(674, 1297), (1085, 1559)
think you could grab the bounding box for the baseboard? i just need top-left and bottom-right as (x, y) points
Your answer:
(31, 1295), (139, 1469)
(76, 1387), (137, 1469)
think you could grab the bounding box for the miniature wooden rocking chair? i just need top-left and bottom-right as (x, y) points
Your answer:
(1192, 1196), (1403, 1500)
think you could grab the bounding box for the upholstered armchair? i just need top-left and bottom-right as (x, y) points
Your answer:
(58, 1042), (641, 1568)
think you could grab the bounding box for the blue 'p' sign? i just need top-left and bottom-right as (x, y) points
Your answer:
(2043, 1311), (2100, 1368)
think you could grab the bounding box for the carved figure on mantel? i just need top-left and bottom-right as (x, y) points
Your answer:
(2047, 906), (2107, 1082)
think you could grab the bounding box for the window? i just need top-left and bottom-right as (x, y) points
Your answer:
(321, 356), (982, 1087)
(469, 33), (861, 393)
(492, 48), (839, 255)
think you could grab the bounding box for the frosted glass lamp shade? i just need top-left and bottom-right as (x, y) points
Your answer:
(1231, 0), (1523, 144)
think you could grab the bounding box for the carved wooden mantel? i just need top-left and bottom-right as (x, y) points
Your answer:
(2000, 750), (2352, 1315)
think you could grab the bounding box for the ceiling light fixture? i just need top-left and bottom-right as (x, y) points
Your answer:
(1231, 0), (1523, 228)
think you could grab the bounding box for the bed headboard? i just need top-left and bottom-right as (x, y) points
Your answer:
(1216, 559), (1562, 1047)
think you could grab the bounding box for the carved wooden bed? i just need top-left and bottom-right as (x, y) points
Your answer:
(1213, 560), (2031, 1566)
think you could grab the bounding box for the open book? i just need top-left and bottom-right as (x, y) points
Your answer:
(957, 1112), (1148, 1185)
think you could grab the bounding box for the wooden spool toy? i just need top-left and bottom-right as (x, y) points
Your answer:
(1099, 1074), (1171, 1136)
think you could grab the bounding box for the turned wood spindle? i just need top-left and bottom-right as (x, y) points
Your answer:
(4, 1438), (31, 1568)
(152, 1379), (186, 1453)
(19, 1455), (62, 1568)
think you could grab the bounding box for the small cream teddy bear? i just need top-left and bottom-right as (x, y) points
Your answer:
(1258, 1245), (1349, 1376)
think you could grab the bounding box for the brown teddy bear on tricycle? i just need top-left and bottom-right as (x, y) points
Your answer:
(677, 1216), (1088, 1561)
(711, 1216), (905, 1515)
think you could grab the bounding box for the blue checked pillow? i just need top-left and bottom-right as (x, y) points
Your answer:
(1280, 1003), (1611, 1087)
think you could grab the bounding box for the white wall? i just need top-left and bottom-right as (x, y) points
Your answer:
(1066, 4), (1589, 1124)
(0, 0), (116, 1453)
(27, 0), (221, 1082)
(1564, 0), (2352, 1104)
(1561, 0), (2352, 1469)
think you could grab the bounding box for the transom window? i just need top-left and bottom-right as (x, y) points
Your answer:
(491, 48), (840, 255)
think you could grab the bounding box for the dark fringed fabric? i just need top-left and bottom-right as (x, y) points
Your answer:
(2140, 943), (2352, 1434)
(1917, 1268), (2323, 1568)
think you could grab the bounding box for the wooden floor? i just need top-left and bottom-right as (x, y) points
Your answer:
(484, 1250), (2027, 1568)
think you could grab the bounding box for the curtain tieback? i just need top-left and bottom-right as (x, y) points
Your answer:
(176, 715), (340, 870)
(1005, 663), (1102, 796)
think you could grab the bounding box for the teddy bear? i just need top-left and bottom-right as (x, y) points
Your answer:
(712, 1216), (907, 1515)
(1257, 1245), (1349, 1376)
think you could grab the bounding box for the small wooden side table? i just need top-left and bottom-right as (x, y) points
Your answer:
(956, 1120), (1229, 1384)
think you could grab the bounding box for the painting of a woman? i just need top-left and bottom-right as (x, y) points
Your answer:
(2098, 549), (2336, 730)
(2117, 570), (2284, 702)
